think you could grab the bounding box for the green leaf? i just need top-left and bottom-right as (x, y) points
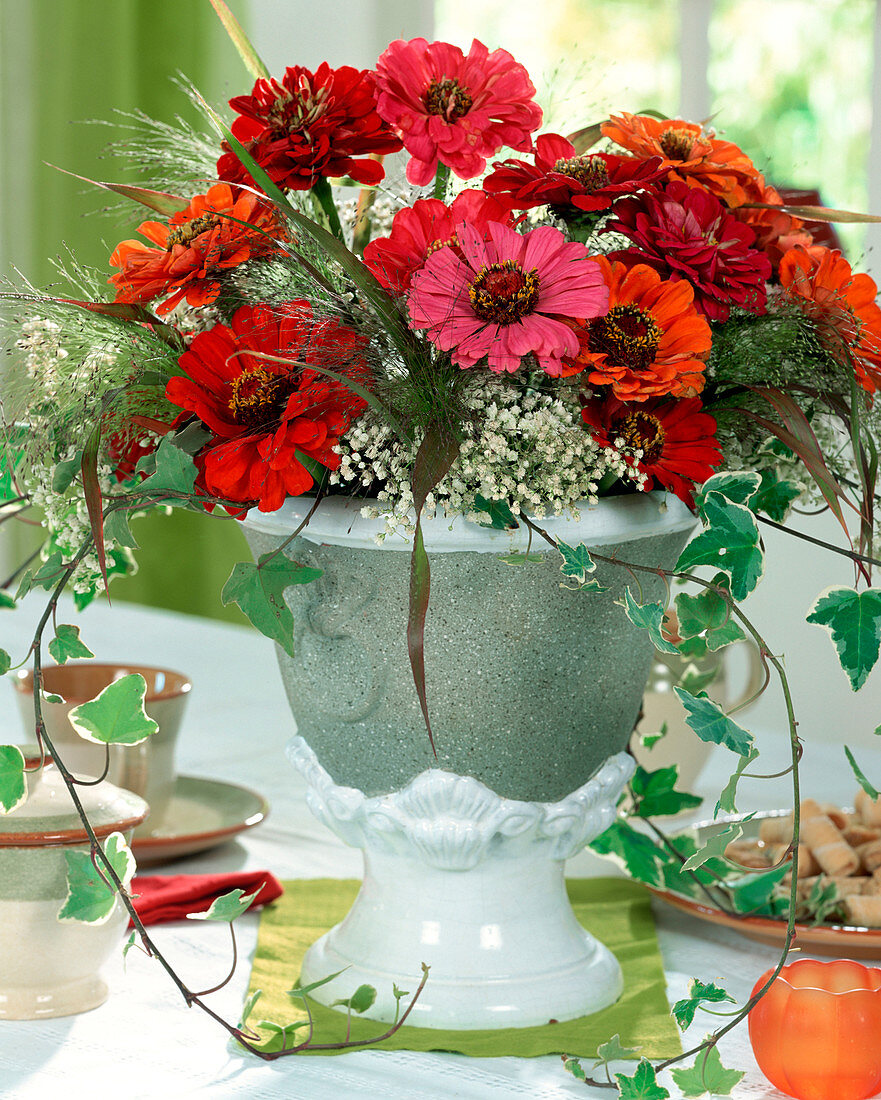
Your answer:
(104, 508), (139, 549)
(672, 980), (736, 1031)
(187, 887), (260, 922)
(670, 1043), (744, 1097)
(0, 745), (27, 814)
(222, 555), (322, 658)
(288, 968), (348, 999)
(49, 164), (190, 216)
(630, 765), (702, 818)
(620, 591), (679, 654)
(472, 495), (518, 530)
(0, 592), (15, 610)
(590, 819), (669, 886)
(715, 747), (759, 815)
(593, 1033), (641, 1068)
(681, 821), (748, 872)
(256, 1019), (309, 1049)
(727, 863), (790, 915)
(674, 588), (746, 651)
(16, 550), (65, 600)
(81, 425), (109, 593)
(558, 540), (605, 589)
(498, 551), (544, 566)
(58, 832), (135, 924)
(136, 438), (197, 503)
(614, 1058), (670, 1099)
(679, 662), (720, 694)
(122, 930), (138, 965)
(806, 586), (881, 690)
(804, 876), (844, 925)
(752, 469), (804, 522)
(208, 0), (271, 79)
(68, 673), (159, 745)
(0, 648), (10, 675)
(562, 1055), (587, 1081)
(52, 453), (82, 493)
(674, 687), (755, 756)
(239, 989), (263, 1029)
(845, 745), (880, 799)
(661, 835), (729, 892)
(48, 624), (95, 665)
(676, 493), (764, 601)
(640, 721), (668, 750)
(330, 984), (377, 1014)
(695, 470), (761, 508)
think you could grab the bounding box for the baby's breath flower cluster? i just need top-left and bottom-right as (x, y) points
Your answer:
(332, 381), (638, 541)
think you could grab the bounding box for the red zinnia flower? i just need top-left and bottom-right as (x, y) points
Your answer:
(580, 392), (722, 508)
(373, 38), (542, 186)
(407, 222), (607, 375)
(779, 246), (881, 394)
(362, 189), (513, 294)
(565, 258), (711, 401)
(109, 184), (286, 315)
(217, 64), (402, 191)
(165, 303), (369, 512)
(601, 113), (761, 208)
(483, 133), (666, 213)
(607, 181), (772, 321)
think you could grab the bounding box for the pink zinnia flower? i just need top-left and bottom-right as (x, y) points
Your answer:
(372, 38), (543, 187)
(407, 222), (608, 375)
(606, 180), (772, 321)
(362, 189), (513, 294)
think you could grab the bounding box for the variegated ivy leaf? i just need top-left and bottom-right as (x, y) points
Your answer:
(0, 592), (16, 610)
(694, 470), (762, 509)
(330, 984), (376, 1014)
(674, 687), (755, 756)
(590, 819), (668, 886)
(670, 1042), (744, 1097)
(614, 1058), (670, 1100)
(806, 586), (881, 691)
(676, 492), (764, 601)
(727, 864), (790, 916)
(0, 745), (27, 814)
(47, 624), (94, 665)
(473, 494), (518, 529)
(136, 437), (197, 504)
(715, 746), (759, 816)
(498, 551), (544, 566)
(674, 588), (745, 652)
(681, 820), (749, 872)
(630, 765), (702, 818)
(672, 979), (736, 1030)
(58, 832), (135, 924)
(0, 647), (10, 675)
(620, 590), (679, 654)
(557, 540), (606, 591)
(187, 886), (261, 923)
(844, 745), (880, 799)
(593, 1033), (641, 1069)
(68, 673), (158, 745)
(752, 468), (804, 523)
(222, 555), (322, 658)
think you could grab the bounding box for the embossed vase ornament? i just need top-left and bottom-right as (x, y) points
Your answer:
(244, 492), (695, 1029)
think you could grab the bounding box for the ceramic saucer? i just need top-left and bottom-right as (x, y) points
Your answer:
(133, 775), (268, 865)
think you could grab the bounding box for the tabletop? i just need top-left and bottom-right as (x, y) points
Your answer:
(0, 591), (875, 1100)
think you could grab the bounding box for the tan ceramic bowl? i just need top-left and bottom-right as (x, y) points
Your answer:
(14, 664), (191, 834)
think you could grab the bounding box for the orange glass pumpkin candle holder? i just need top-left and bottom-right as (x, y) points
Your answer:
(748, 958), (881, 1100)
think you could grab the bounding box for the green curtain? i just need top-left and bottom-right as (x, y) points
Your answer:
(0, 0), (253, 623)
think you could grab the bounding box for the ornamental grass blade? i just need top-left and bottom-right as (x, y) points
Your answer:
(742, 202), (881, 224)
(47, 164), (190, 216)
(208, 0), (271, 80)
(408, 424), (461, 754)
(566, 120), (606, 152)
(81, 425), (108, 595)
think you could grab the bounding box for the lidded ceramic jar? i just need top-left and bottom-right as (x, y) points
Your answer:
(0, 759), (147, 1019)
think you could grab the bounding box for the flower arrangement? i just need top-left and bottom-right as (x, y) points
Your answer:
(2, 0), (881, 1090)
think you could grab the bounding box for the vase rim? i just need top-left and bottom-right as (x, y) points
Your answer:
(242, 491), (696, 553)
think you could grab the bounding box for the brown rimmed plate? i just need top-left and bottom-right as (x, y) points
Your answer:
(648, 810), (881, 959)
(133, 775), (268, 866)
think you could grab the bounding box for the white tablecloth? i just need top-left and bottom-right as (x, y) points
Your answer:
(1, 594), (875, 1100)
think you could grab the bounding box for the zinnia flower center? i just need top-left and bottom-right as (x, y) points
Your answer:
(426, 233), (458, 255)
(552, 155), (610, 192)
(227, 367), (284, 426)
(469, 261), (540, 324)
(167, 213), (222, 250)
(617, 411), (666, 463)
(588, 304), (662, 371)
(658, 127), (696, 161)
(424, 78), (473, 121)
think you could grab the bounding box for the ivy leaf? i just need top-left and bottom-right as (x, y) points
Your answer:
(752, 469), (804, 522)
(122, 930), (138, 966)
(806, 586), (881, 691)
(52, 453), (83, 493)
(590, 819), (669, 886)
(222, 555), (322, 658)
(16, 550), (65, 600)
(104, 508), (139, 549)
(674, 588), (745, 651)
(187, 887), (261, 922)
(0, 745), (27, 814)
(47, 624), (95, 665)
(239, 989), (263, 1029)
(845, 745), (880, 799)
(676, 493), (764, 601)
(330, 984), (377, 1014)
(715, 746), (759, 816)
(288, 968), (348, 999)
(805, 876), (844, 925)
(136, 438), (197, 504)
(68, 673), (159, 745)
(727, 863), (790, 915)
(620, 590), (679, 654)
(661, 835), (729, 891)
(674, 688), (755, 756)
(0, 648), (10, 675)
(558, 540), (606, 591)
(630, 765), (702, 818)
(562, 1055), (588, 1081)
(681, 820), (748, 872)
(0, 592), (15, 610)
(593, 1033), (642, 1069)
(498, 551), (544, 566)
(672, 980), (736, 1030)
(473, 494), (518, 530)
(670, 1043), (744, 1097)
(58, 832), (135, 924)
(614, 1058), (670, 1099)
(694, 470), (761, 508)
(640, 721), (668, 751)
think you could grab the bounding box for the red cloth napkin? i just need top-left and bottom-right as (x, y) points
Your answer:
(129, 870), (284, 926)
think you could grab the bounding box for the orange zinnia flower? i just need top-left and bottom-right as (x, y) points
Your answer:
(601, 113), (761, 208)
(109, 184), (287, 315)
(565, 258), (711, 401)
(779, 245), (881, 394)
(732, 178), (813, 271)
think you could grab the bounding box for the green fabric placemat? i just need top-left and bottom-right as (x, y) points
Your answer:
(244, 876), (681, 1059)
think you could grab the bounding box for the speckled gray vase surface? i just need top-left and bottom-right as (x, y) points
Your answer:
(243, 492), (696, 802)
